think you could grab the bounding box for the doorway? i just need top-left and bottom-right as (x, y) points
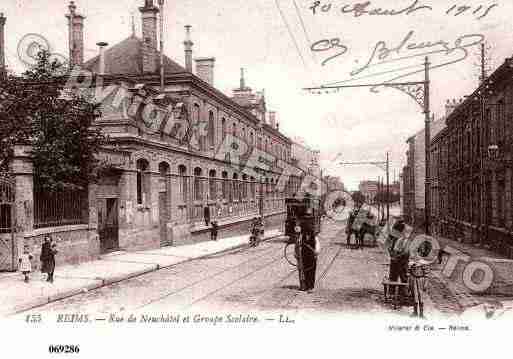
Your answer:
(99, 198), (119, 253)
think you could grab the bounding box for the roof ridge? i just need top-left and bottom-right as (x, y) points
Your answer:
(82, 35), (186, 75)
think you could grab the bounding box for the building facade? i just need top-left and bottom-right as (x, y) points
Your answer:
(439, 61), (513, 257)
(0, 1), (301, 269)
(429, 126), (448, 236)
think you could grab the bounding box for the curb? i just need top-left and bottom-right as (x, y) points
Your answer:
(6, 232), (283, 317)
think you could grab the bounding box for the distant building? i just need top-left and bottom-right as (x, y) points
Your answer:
(324, 175), (345, 192)
(359, 180), (379, 203)
(402, 116), (446, 228)
(291, 137), (321, 178)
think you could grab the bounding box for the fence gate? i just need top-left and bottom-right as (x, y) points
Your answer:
(0, 176), (16, 271)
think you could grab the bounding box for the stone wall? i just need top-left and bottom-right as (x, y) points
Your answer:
(23, 225), (99, 270)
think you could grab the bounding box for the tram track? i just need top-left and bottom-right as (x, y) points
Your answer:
(184, 252), (295, 309)
(281, 235), (346, 307)
(154, 234), (343, 310)
(134, 239), (285, 310)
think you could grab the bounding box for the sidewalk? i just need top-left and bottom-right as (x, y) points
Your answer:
(435, 234), (508, 259)
(396, 227), (513, 309)
(0, 229), (282, 317)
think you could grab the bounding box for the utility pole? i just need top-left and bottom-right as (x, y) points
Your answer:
(424, 57), (431, 235)
(380, 176), (384, 220)
(377, 176), (381, 220)
(304, 57), (431, 232)
(386, 152), (390, 225)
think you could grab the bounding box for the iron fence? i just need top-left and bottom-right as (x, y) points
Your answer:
(0, 176), (15, 234)
(34, 187), (88, 229)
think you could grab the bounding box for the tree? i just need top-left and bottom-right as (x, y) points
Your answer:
(0, 51), (105, 190)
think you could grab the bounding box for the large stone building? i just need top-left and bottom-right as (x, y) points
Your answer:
(0, 1), (299, 269)
(435, 59), (513, 256)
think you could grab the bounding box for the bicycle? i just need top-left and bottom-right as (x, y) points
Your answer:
(382, 260), (431, 317)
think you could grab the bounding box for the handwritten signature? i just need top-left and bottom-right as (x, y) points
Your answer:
(311, 30), (484, 85)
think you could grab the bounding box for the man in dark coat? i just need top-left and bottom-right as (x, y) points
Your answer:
(40, 236), (57, 283)
(203, 204), (211, 226)
(296, 218), (320, 293)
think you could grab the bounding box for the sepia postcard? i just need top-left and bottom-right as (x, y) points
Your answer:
(1, 0), (512, 356)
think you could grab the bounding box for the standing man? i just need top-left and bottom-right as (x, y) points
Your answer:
(203, 203), (211, 227)
(296, 217), (320, 293)
(387, 217), (409, 299)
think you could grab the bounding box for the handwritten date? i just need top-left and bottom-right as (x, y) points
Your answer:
(310, 0), (498, 20)
(446, 3), (498, 20)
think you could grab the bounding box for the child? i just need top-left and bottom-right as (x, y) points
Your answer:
(19, 245), (33, 283)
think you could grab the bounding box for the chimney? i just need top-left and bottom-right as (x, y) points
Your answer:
(66, 1), (85, 67)
(96, 42), (108, 75)
(0, 13), (6, 75)
(269, 111), (277, 128)
(184, 25), (193, 72)
(195, 57), (215, 86)
(139, 0), (159, 73)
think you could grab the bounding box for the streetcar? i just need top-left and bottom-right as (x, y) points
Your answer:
(284, 194), (322, 243)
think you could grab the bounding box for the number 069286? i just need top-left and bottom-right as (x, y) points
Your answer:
(48, 345), (80, 354)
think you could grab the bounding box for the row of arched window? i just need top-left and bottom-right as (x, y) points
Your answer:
(192, 103), (290, 162)
(135, 158), (292, 207)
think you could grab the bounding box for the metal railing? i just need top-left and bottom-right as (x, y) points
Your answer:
(0, 176), (15, 234)
(34, 187), (88, 229)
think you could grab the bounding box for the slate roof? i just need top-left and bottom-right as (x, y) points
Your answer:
(82, 35), (186, 75)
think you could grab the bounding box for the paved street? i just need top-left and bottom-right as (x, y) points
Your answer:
(15, 218), (464, 319)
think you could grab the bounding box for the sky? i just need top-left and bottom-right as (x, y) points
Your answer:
(2, 0), (513, 190)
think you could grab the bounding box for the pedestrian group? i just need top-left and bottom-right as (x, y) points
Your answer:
(17, 234), (58, 283)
